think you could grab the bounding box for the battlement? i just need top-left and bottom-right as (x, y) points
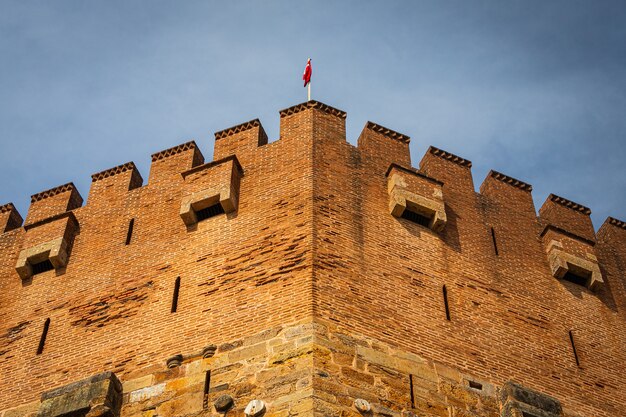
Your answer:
(0, 101), (620, 250)
(598, 216), (626, 247)
(418, 146), (475, 193)
(213, 119), (268, 162)
(0, 100), (624, 417)
(479, 170), (536, 219)
(30, 183), (81, 204)
(606, 216), (626, 229)
(88, 162), (144, 205)
(148, 140), (205, 184)
(25, 183), (83, 226)
(0, 100), (621, 252)
(365, 121), (410, 144)
(0, 202), (15, 213)
(150, 140), (202, 163)
(486, 170), (532, 192)
(0, 202), (22, 233)
(278, 100), (347, 119)
(539, 193), (595, 244)
(357, 121), (411, 167)
(214, 119), (266, 141)
(427, 145), (472, 168)
(91, 162), (135, 181)
(547, 193), (592, 215)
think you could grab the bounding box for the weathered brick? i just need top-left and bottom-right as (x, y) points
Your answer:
(0, 100), (623, 417)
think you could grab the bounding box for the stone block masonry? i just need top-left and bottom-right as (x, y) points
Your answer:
(0, 100), (625, 417)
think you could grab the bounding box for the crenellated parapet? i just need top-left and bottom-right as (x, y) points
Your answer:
(0, 102), (622, 272)
(0, 101), (623, 291)
(3, 101), (622, 282)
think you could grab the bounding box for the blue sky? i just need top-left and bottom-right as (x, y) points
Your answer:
(1, 0), (625, 228)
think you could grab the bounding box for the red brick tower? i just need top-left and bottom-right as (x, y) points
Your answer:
(1, 101), (624, 417)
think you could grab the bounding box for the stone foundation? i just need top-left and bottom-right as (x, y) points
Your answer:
(1, 323), (582, 417)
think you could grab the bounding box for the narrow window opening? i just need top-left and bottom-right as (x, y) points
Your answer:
(125, 218), (135, 245)
(468, 380), (483, 390)
(490, 227), (499, 256)
(401, 209), (432, 227)
(196, 203), (225, 222)
(442, 285), (451, 321)
(31, 259), (54, 275)
(171, 277), (181, 313)
(569, 330), (581, 368)
(409, 374), (415, 408)
(203, 370), (211, 409)
(36, 318), (50, 355)
(562, 271), (589, 287)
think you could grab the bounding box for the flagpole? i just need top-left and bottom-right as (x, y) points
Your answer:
(307, 57), (311, 101)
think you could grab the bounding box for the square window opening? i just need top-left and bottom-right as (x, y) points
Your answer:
(31, 259), (54, 275)
(401, 209), (432, 227)
(195, 203), (225, 221)
(562, 267), (591, 287)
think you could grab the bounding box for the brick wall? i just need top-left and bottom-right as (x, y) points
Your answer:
(0, 101), (624, 416)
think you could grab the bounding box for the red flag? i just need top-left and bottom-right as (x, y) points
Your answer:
(303, 58), (312, 87)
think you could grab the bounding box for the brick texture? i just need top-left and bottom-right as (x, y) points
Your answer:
(0, 101), (624, 417)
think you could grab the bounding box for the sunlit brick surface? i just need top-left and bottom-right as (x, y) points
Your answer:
(1, 101), (624, 417)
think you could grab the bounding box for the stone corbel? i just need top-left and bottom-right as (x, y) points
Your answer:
(38, 372), (122, 417)
(388, 173), (446, 232)
(547, 245), (604, 291)
(500, 381), (562, 417)
(15, 237), (69, 280)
